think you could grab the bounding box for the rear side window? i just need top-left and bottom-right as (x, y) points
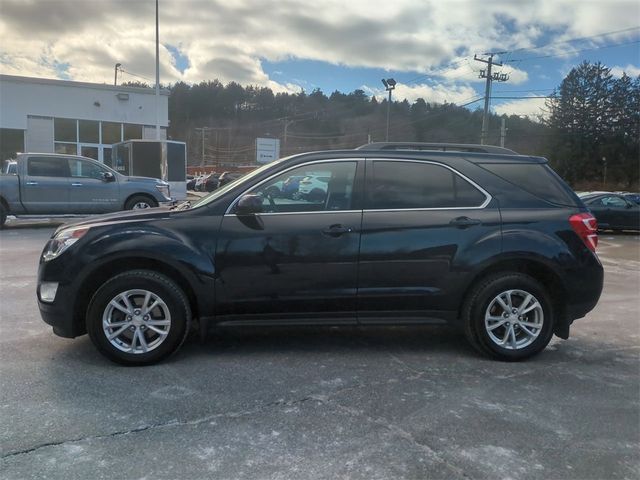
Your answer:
(27, 157), (69, 177)
(368, 161), (486, 209)
(480, 163), (578, 206)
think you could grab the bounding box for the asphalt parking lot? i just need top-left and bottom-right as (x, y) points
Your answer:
(0, 226), (638, 479)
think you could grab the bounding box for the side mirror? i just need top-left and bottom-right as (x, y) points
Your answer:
(235, 194), (263, 215)
(102, 171), (115, 182)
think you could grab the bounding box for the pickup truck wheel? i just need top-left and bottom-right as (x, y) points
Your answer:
(86, 270), (191, 366)
(125, 195), (158, 210)
(0, 203), (7, 228)
(462, 273), (554, 361)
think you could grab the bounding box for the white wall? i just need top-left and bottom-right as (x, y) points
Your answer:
(0, 75), (169, 130)
(25, 116), (54, 152)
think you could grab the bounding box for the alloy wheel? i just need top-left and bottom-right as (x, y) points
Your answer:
(484, 289), (544, 350)
(102, 289), (171, 354)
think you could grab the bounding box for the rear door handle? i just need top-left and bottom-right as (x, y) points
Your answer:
(71, 183), (83, 187)
(322, 224), (353, 237)
(25, 181), (38, 186)
(450, 216), (482, 227)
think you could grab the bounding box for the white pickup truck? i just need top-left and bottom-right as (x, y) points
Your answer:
(0, 153), (172, 227)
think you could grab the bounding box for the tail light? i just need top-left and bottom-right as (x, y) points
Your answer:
(569, 213), (598, 252)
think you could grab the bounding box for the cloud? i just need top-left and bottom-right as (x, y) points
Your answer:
(0, 0), (638, 93)
(610, 64), (640, 77)
(363, 82), (479, 105)
(493, 97), (549, 119)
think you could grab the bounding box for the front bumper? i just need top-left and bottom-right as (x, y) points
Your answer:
(38, 270), (84, 338)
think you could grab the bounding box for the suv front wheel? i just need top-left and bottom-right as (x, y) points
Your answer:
(463, 273), (555, 361)
(86, 270), (191, 365)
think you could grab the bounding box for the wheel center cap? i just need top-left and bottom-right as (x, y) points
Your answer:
(132, 316), (144, 326)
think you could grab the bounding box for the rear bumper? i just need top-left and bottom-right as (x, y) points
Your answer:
(564, 258), (604, 322)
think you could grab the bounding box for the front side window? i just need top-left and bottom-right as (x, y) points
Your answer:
(68, 159), (108, 180)
(367, 161), (486, 209)
(589, 196), (629, 208)
(27, 157), (69, 177)
(241, 161), (358, 213)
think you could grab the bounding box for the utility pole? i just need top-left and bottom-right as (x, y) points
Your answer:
(194, 128), (207, 166)
(282, 118), (300, 156)
(474, 53), (509, 144)
(114, 63), (121, 86)
(500, 116), (507, 147)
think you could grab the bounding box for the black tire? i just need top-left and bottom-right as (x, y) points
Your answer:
(86, 270), (191, 366)
(0, 203), (7, 228)
(124, 195), (158, 210)
(462, 272), (555, 361)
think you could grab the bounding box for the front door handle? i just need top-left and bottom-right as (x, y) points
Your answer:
(71, 183), (83, 187)
(322, 224), (353, 237)
(450, 216), (482, 227)
(25, 181), (38, 186)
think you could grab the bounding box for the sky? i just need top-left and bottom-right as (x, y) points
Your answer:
(1, 0), (639, 118)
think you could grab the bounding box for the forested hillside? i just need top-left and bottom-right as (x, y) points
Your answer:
(128, 61), (639, 188)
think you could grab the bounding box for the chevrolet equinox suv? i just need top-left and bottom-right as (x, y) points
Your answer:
(38, 143), (603, 365)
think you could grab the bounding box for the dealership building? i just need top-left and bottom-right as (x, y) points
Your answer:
(0, 74), (169, 162)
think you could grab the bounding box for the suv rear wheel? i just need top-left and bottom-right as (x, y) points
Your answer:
(86, 270), (191, 365)
(463, 273), (554, 361)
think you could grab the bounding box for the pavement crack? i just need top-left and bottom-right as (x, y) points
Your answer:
(1, 395), (317, 460)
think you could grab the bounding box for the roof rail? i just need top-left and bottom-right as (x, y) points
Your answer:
(355, 142), (518, 155)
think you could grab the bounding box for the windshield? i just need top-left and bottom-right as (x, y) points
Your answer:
(190, 157), (291, 209)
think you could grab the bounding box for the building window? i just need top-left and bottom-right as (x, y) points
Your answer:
(79, 120), (100, 143)
(54, 118), (77, 142)
(123, 123), (143, 140)
(0, 128), (24, 159)
(101, 122), (122, 145)
(55, 143), (78, 155)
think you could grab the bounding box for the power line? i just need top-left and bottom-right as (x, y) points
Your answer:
(501, 26), (640, 56)
(119, 68), (154, 83)
(508, 39), (640, 63)
(491, 96), (551, 99)
(493, 88), (554, 93)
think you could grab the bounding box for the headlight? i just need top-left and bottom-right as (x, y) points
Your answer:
(156, 184), (171, 199)
(42, 227), (89, 262)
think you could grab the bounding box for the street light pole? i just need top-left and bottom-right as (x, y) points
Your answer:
(381, 78), (396, 142)
(154, 0), (160, 140)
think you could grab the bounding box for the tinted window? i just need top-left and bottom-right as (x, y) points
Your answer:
(368, 161), (486, 209)
(55, 143), (77, 155)
(588, 196), (629, 208)
(244, 161), (357, 213)
(79, 120), (99, 143)
(27, 157), (69, 177)
(68, 159), (108, 180)
(480, 163), (578, 206)
(123, 124), (143, 141)
(54, 118), (77, 142)
(102, 122), (121, 145)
